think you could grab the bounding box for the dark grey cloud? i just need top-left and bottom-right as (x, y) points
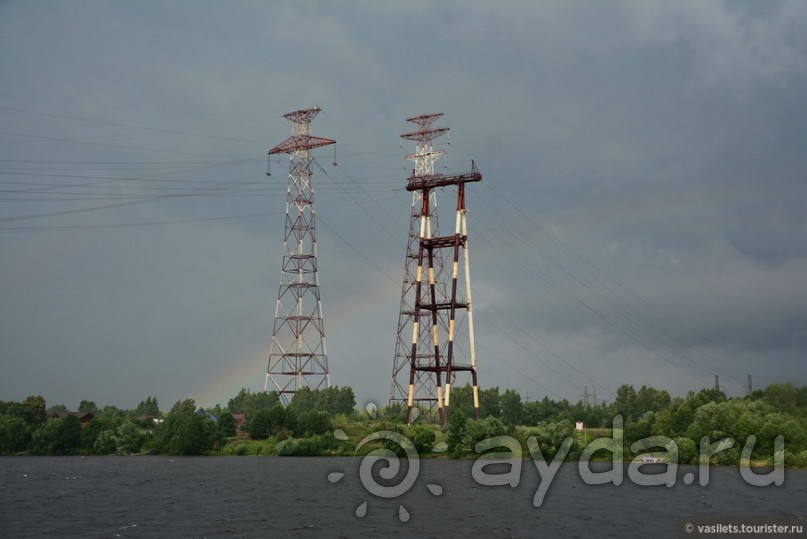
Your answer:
(1, 0), (805, 410)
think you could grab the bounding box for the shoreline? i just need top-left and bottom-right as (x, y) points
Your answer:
(3, 452), (802, 470)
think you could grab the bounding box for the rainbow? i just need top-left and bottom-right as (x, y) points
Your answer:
(191, 348), (267, 408)
(191, 272), (398, 407)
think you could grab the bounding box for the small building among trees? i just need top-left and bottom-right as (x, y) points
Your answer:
(50, 411), (94, 426)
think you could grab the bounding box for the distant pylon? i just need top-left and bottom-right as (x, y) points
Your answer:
(389, 113), (451, 416)
(264, 106), (335, 404)
(396, 113), (482, 426)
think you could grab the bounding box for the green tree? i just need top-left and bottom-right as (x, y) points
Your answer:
(173, 414), (213, 455)
(614, 384), (638, 421)
(408, 425), (437, 454)
(22, 395), (47, 430)
(93, 430), (117, 454)
(82, 415), (120, 454)
(288, 387), (317, 415)
(758, 413), (804, 455)
(529, 419), (574, 457)
(382, 402), (407, 422)
(625, 411), (654, 443)
(216, 413), (237, 438)
(479, 387), (500, 419)
(668, 400), (696, 438)
(113, 421), (144, 454)
(228, 389), (280, 418)
(448, 385), (474, 418)
(761, 383), (799, 415)
(687, 401), (739, 442)
(32, 415), (82, 455)
(316, 387), (338, 416)
(797, 386), (807, 415)
(78, 400), (98, 414)
(500, 389), (523, 427)
(689, 388), (726, 408)
(636, 386), (671, 415)
(246, 404), (291, 439)
(674, 437), (698, 464)
(135, 396), (160, 417)
(465, 416), (507, 447)
(445, 409), (468, 456)
(99, 405), (126, 421)
(652, 408), (673, 436)
(735, 410), (762, 442)
(295, 411), (331, 436)
(0, 415), (31, 454)
(583, 403), (607, 429)
(287, 387), (356, 416)
(332, 386), (356, 416)
(0, 401), (26, 420)
(157, 399), (215, 455)
(47, 404), (68, 416)
(523, 400), (547, 425)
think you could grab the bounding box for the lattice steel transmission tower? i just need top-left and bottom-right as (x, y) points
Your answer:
(389, 113), (451, 416)
(394, 113), (482, 426)
(264, 106), (335, 404)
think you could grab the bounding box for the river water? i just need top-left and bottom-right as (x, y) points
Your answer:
(1, 456), (805, 538)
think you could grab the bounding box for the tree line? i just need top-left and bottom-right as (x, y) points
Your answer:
(0, 386), (355, 456)
(1, 382), (805, 465)
(433, 383), (806, 465)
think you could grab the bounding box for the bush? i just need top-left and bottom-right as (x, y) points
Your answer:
(785, 450), (807, 468)
(113, 421), (144, 454)
(408, 425), (437, 454)
(295, 411), (331, 437)
(233, 443), (248, 456)
(156, 400), (216, 455)
(246, 405), (291, 440)
(465, 417), (507, 448)
(93, 430), (117, 455)
(674, 437), (698, 465)
(0, 415), (31, 454)
(31, 416), (82, 455)
(277, 434), (337, 456)
(445, 409), (468, 457)
(288, 387), (355, 416)
(382, 403), (407, 423)
(216, 413), (237, 438)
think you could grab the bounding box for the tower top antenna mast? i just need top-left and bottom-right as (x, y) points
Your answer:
(401, 112), (449, 177)
(269, 107), (335, 156)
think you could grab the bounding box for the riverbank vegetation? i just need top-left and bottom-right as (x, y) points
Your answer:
(1, 383), (805, 467)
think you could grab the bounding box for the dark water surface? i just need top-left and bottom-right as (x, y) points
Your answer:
(1, 456), (805, 538)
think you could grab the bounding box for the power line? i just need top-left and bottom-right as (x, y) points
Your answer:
(0, 211), (270, 233)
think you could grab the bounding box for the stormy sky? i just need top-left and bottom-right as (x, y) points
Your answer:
(1, 1), (805, 411)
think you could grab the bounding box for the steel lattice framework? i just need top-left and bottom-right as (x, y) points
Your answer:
(394, 113), (483, 426)
(264, 106), (335, 404)
(389, 114), (452, 416)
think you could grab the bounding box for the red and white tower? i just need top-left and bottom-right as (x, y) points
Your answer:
(264, 106), (335, 404)
(389, 114), (451, 415)
(393, 113), (482, 425)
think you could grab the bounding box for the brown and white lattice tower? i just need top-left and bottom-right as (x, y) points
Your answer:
(394, 113), (483, 425)
(389, 113), (452, 417)
(264, 107), (335, 404)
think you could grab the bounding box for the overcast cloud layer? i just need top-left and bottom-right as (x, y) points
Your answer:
(1, 1), (805, 410)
